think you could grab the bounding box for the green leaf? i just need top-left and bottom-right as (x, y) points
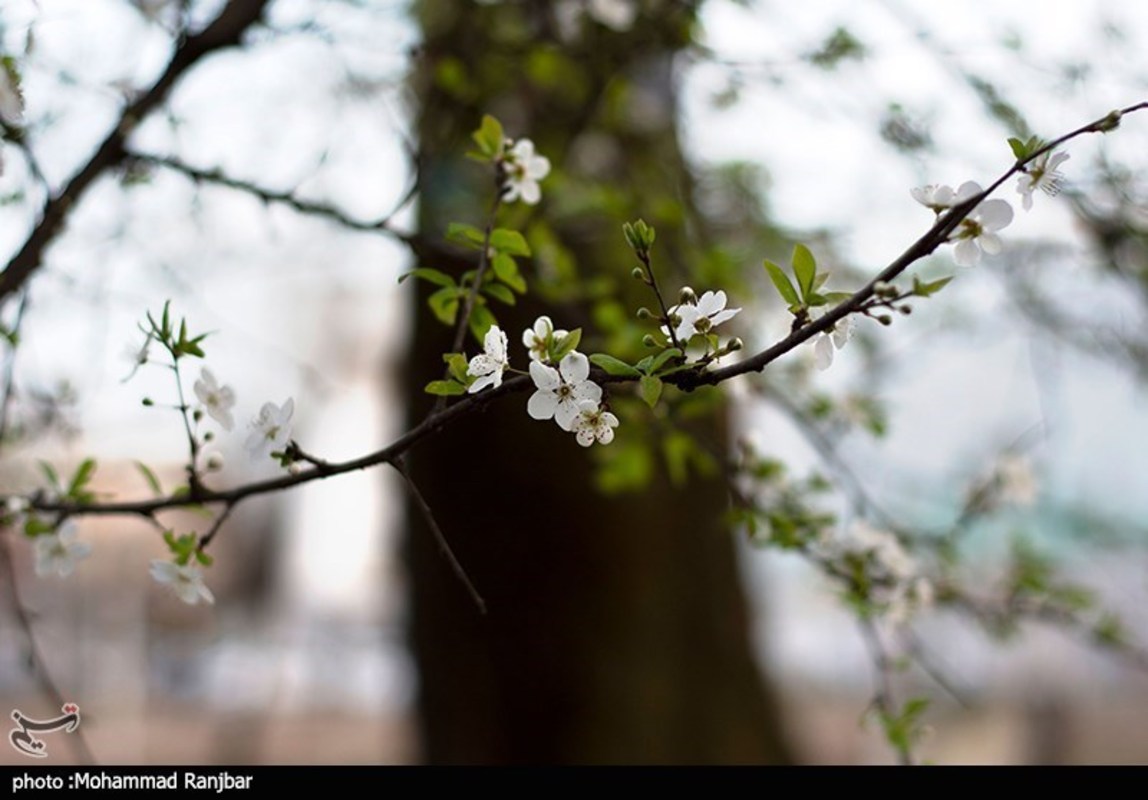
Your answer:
(589, 353), (641, 378)
(490, 228), (531, 256)
(912, 275), (952, 297)
(792, 243), (817, 299)
(805, 292), (828, 307)
(649, 347), (683, 374)
(468, 303), (497, 344)
(812, 272), (831, 291)
(427, 287), (461, 325)
(639, 375), (663, 409)
(446, 222), (486, 249)
(425, 380), (467, 396)
(24, 517), (56, 537)
(482, 283), (516, 305)
(443, 352), (470, 383)
(38, 461), (61, 490)
(399, 268), (456, 289)
(552, 328), (581, 360)
(491, 253), (527, 293)
(195, 550), (214, 567)
(824, 291), (854, 304)
(1007, 136), (1027, 160)
(763, 260), (801, 308)
(472, 114), (505, 158)
(135, 461), (163, 496)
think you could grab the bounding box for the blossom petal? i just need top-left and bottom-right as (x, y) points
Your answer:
(696, 290), (725, 317)
(558, 351), (590, 383)
(529, 360), (560, 391)
(708, 308), (740, 327)
(554, 401), (581, 431)
(978, 232), (1003, 255)
(528, 390), (558, 421)
(977, 199), (1014, 231)
(573, 380), (602, 405)
(519, 180), (541, 205)
(814, 334), (834, 370)
(952, 238), (980, 267)
(955, 181), (983, 202)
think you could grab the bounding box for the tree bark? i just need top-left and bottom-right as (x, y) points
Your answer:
(403, 1), (791, 764)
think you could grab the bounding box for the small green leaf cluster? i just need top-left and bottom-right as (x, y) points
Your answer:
(589, 346), (683, 410)
(145, 300), (209, 361)
(764, 243), (851, 320)
(162, 529), (213, 568)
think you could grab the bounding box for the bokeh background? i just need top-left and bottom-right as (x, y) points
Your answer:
(1, 0), (1147, 764)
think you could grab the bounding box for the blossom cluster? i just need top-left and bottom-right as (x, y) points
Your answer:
(911, 148), (1068, 266)
(821, 521), (934, 625)
(467, 317), (619, 446)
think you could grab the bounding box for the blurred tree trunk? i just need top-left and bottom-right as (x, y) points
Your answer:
(402, 1), (791, 764)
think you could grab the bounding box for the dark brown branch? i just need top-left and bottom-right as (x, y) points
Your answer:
(130, 151), (416, 243)
(0, 0), (273, 302)
(12, 105), (1148, 525)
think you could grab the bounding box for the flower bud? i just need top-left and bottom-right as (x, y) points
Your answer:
(206, 453), (224, 471)
(142, 397), (154, 406)
(678, 286), (697, 305)
(203, 431), (214, 442)
(631, 267), (645, 281)
(898, 304), (912, 315)
(877, 314), (893, 326)
(727, 337), (744, 352)
(1097, 109), (1122, 132)
(193, 408), (204, 423)
(636, 307), (652, 320)
(642, 334), (658, 348)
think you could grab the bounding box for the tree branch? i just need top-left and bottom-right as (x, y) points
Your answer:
(0, 0), (273, 302)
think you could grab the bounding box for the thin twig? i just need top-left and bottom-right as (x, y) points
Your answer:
(0, 534), (97, 765)
(0, 0), (275, 301)
(391, 456), (485, 614)
(858, 616), (914, 766)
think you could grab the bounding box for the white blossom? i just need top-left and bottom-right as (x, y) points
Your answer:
(501, 139), (551, 205)
(554, 0), (638, 40)
(949, 181), (1013, 266)
(5, 495), (29, 523)
(467, 325), (510, 393)
(33, 522), (92, 579)
(1016, 151), (1069, 211)
(813, 314), (854, 371)
(527, 352), (602, 431)
(150, 559), (214, 605)
(572, 400), (619, 446)
(588, 0), (638, 30)
(245, 398), (294, 460)
(839, 521), (931, 624)
(194, 368), (236, 431)
(910, 183), (956, 213)
(522, 316), (568, 363)
(996, 453), (1038, 507)
(668, 290), (740, 341)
